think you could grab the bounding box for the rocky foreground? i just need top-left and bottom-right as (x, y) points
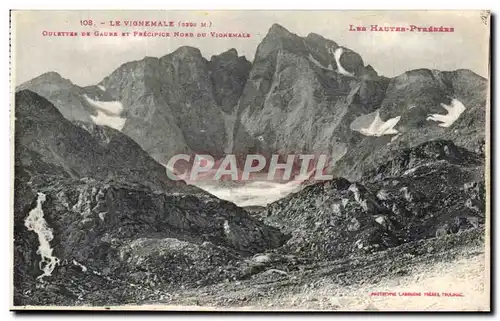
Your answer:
(138, 229), (487, 311)
(15, 228), (487, 310)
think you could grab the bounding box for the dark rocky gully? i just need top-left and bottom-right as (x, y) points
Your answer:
(13, 23), (487, 308)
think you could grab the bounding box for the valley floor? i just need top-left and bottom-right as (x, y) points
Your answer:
(129, 229), (489, 312)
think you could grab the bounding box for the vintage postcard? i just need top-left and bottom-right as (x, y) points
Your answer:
(10, 10), (490, 311)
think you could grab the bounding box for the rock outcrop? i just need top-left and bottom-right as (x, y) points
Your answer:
(264, 140), (485, 260)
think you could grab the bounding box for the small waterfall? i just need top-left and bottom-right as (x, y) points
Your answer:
(24, 192), (60, 280)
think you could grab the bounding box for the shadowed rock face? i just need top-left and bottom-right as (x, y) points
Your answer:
(233, 24), (370, 158)
(208, 48), (252, 114)
(15, 90), (175, 191)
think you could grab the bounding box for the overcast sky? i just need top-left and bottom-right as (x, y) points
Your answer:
(12, 10), (489, 86)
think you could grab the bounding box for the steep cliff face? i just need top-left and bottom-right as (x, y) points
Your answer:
(232, 24), (388, 165)
(208, 48), (252, 114)
(101, 48), (228, 160)
(232, 25), (486, 181)
(19, 48), (252, 164)
(96, 56), (190, 161)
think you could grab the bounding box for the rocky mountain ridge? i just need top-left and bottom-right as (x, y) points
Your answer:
(263, 140), (485, 260)
(13, 23), (488, 308)
(18, 24), (487, 180)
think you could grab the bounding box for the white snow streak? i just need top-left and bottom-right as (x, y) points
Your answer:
(426, 99), (466, 128)
(24, 192), (60, 280)
(334, 48), (354, 77)
(97, 85), (106, 91)
(73, 260), (88, 272)
(90, 111), (126, 131)
(83, 94), (126, 131)
(359, 111), (401, 137)
(84, 94), (123, 115)
(308, 54), (333, 71)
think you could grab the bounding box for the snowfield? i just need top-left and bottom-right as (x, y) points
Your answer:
(351, 110), (401, 137)
(90, 111), (126, 131)
(83, 94), (126, 130)
(426, 99), (466, 128)
(84, 94), (123, 115)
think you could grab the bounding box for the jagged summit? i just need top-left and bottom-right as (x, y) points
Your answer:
(268, 23), (293, 36)
(167, 45), (204, 60)
(306, 32), (338, 46)
(211, 48), (241, 60)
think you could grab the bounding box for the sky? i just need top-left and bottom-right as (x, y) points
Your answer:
(12, 10), (490, 86)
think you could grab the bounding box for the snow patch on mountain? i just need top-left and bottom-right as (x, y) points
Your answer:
(83, 94), (126, 131)
(84, 94), (123, 115)
(90, 111), (126, 131)
(426, 99), (466, 128)
(351, 110), (401, 137)
(24, 192), (60, 280)
(308, 54), (333, 71)
(334, 47), (354, 77)
(97, 85), (106, 91)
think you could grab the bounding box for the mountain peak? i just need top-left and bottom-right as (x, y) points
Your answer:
(171, 46), (203, 58)
(19, 71), (72, 88)
(211, 48), (239, 61)
(267, 23), (294, 37)
(306, 32), (326, 41)
(37, 71), (64, 81)
(224, 48), (238, 57)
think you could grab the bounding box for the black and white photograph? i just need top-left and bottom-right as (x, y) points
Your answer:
(9, 10), (491, 311)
